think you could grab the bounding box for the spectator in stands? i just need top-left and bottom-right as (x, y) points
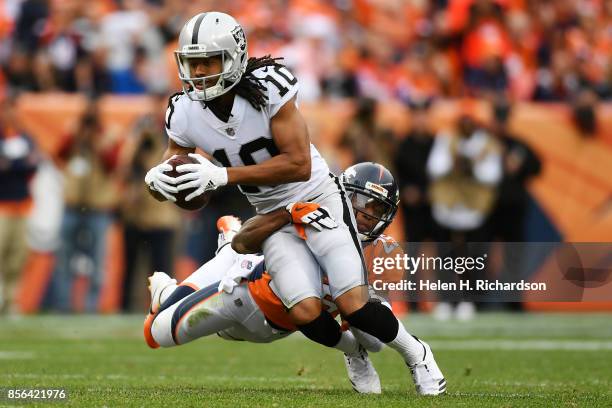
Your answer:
(339, 97), (396, 170)
(571, 88), (599, 137)
(489, 96), (541, 311)
(47, 100), (121, 313)
(12, 0), (49, 53)
(427, 113), (502, 320)
(459, 0), (511, 97)
(2, 47), (38, 92)
(491, 97), (541, 242)
(98, 0), (164, 94)
(3, 0), (50, 92)
(0, 95), (39, 313)
(394, 99), (434, 243)
(33, 1), (91, 92)
(320, 53), (359, 99)
(119, 94), (180, 312)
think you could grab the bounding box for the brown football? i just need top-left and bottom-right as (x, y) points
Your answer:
(164, 155), (212, 211)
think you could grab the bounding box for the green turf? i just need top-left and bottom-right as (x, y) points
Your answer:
(1, 313), (611, 407)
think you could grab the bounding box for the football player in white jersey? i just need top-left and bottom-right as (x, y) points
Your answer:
(144, 11), (444, 395)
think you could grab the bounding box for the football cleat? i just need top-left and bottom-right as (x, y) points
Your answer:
(143, 312), (160, 349)
(216, 215), (242, 250)
(344, 345), (382, 394)
(147, 271), (176, 315)
(409, 338), (447, 395)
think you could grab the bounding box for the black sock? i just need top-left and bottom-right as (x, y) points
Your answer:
(297, 310), (342, 347)
(345, 301), (399, 343)
(157, 285), (195, 314)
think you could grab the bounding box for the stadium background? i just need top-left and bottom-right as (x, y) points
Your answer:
(1, 0), (612, 313)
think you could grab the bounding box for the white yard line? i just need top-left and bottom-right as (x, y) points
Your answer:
(429, 339), (612, 350)
(1, 373), (317, 384)
(0, 351), (35, 360)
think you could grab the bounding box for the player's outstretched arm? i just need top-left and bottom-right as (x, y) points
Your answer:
(232, 208), (290, 254)
(226, 96), (311, 186)
(232, 202), (338, 253)
(145, 139), (195, 202)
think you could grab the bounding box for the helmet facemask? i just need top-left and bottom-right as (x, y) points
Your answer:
(347, 189), (397, 242)
(175, 49), (243, 101)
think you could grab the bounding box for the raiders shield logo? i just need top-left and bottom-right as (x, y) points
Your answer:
(231, 26), (246, 51)
(225, 127), (235, 137)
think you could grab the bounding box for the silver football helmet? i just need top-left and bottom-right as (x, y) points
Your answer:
(175, 12), (248, 101)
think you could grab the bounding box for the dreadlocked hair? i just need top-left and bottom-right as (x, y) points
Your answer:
(234, 55), (286, 111)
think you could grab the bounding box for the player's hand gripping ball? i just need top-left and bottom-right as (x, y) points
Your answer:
(165, 155), (212, 210)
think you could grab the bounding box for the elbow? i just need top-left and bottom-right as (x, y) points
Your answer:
(290, 155), (311, 182)
(232, 229), (260, 254)
(231, 238), (250, 255)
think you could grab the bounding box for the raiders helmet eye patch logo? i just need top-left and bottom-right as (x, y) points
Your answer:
(231, 26), (246, 51)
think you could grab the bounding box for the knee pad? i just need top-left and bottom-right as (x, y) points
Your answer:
(297, 310), (342, 348)
(345, 301), (399, 343)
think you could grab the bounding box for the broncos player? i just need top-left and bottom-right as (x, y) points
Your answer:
(144, 12), (444, 395)
(145, 163), (445, 395)
(145, 214), (382, 394)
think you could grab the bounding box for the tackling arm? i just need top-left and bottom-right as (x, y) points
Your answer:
(232, 201), (338, 253)
(232, 208), (290, 254)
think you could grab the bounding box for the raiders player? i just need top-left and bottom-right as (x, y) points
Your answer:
(231, 162), (445, 395)
(144, 12), (445, 395)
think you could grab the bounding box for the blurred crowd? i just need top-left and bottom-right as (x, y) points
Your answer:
(1, 0), (612, 102)
(3, 0), (608, 315)
(340, 96), (542, 319)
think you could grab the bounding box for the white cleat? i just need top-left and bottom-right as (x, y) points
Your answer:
(409, 338), (447, 395)
(147, 271), (176, 315)
(344, 345), (382, 394)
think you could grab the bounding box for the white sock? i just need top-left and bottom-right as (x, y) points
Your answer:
(333, 330), (360, 356)
(386, 321), (426, 365)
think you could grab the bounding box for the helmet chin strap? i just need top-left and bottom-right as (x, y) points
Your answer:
(373, 220), (386, 236)
(358, 232), (371, 242)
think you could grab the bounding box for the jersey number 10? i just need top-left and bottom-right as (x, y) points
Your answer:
(212, 137), (280, 194)
(211, 66), (296, 194)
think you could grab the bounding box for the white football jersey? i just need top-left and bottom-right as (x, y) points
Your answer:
(165, 65), (330, 213)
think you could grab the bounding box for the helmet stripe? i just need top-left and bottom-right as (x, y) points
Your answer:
(191, 13), (207, 44)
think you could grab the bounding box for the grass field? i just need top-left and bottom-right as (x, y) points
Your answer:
(1, 313), (611, 407)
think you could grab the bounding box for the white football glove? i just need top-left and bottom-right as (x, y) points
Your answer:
(286, 202), (338, 231)
(144, 157), (178, 202)
(174, 153), (229, 202)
